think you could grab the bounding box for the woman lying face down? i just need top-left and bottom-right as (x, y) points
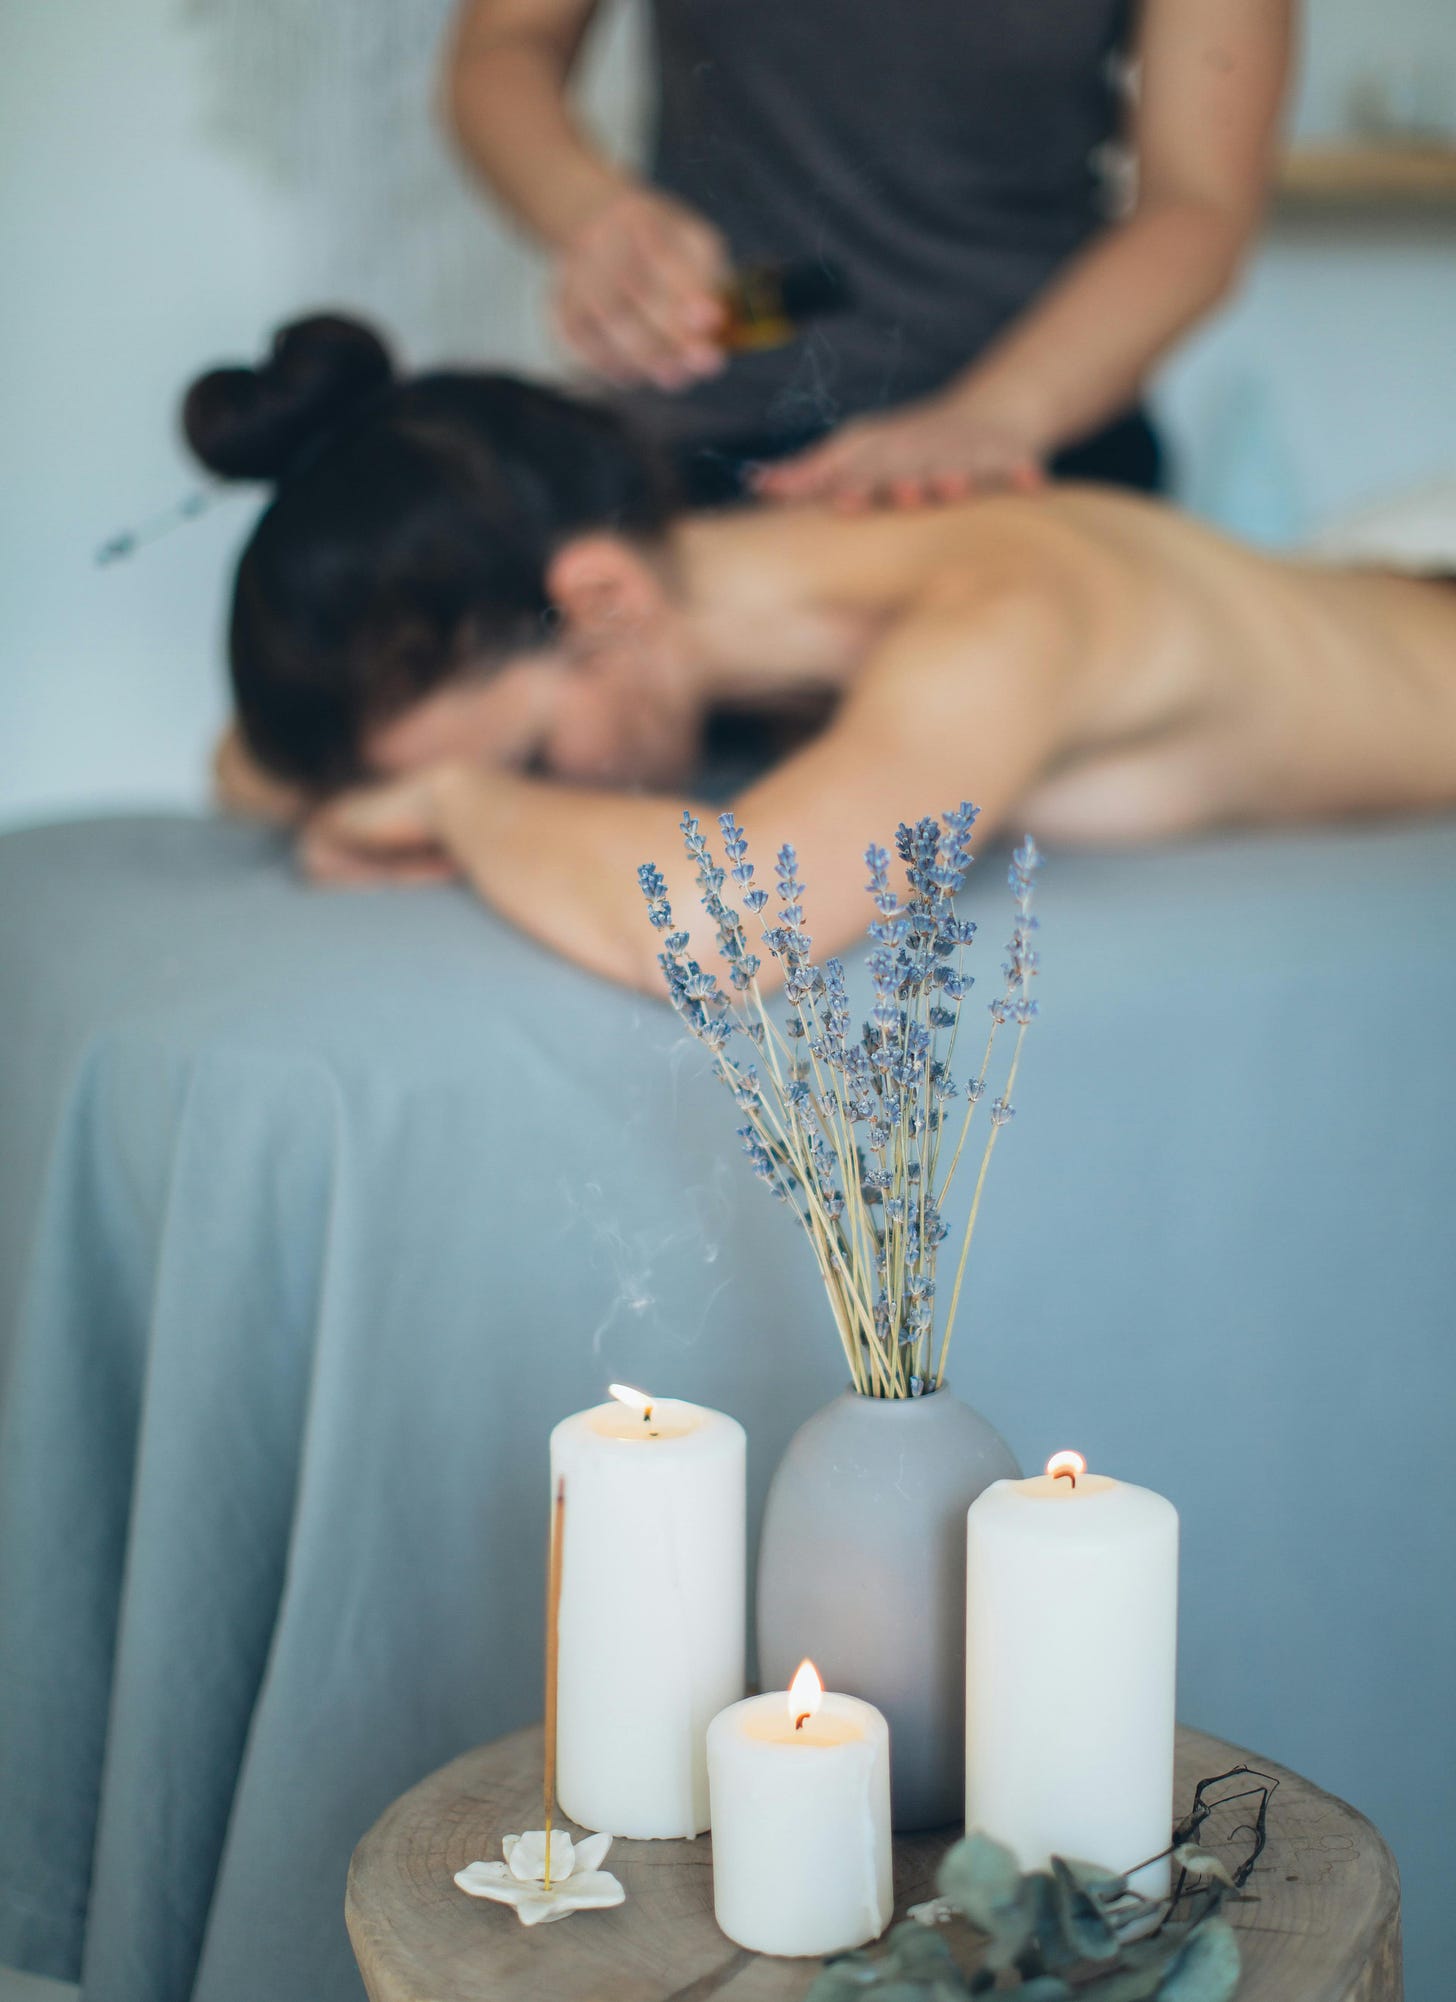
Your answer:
(199, 317), (707, 808)
(197, 315), (1456, 991)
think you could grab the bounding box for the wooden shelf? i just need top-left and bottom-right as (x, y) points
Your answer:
(1278, 142), (1456, 208)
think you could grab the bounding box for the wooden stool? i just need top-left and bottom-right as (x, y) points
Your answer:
(347, 1724), (1401, 2002)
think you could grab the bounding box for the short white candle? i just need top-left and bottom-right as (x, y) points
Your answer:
(707, 1662), (894, 1957)
(966, 1452), (1179, 1896)
(550, 1384), (745, 1838)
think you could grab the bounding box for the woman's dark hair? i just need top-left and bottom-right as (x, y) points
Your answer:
(183, 313), (677, 790)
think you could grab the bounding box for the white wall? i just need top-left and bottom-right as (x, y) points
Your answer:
(1153, 217), (1456, 545)
(0, 0), (298, 830)
(1, 0), (1453, 830)
(1287, 0), (1456, 140)
(0, 0), (639, 831)
(1153, 0), (1456, 545)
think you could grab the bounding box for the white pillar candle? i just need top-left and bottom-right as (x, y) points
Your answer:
(550, 1384), (745, 1838)
(707, 1662), (894, 1957)
(966, 1452), (1178, 1897)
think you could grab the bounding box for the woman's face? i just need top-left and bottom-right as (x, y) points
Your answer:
(365, 534), (702, 791)
(366, 634), (701, 792)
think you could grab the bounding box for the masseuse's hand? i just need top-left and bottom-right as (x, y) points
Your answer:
(755, 384), (1046, 510)
(298, 770), (462, 888)
(552, 184), (730, 391)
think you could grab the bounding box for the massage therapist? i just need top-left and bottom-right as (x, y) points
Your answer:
(445, 0), (1292, 505)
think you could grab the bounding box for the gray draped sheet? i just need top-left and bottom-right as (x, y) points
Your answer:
(1, 813), (1454, 2002)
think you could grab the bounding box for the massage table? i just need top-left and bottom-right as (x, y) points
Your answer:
(1, 812), (1453, 2002)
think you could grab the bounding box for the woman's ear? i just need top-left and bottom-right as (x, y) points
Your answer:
(547, 535), (667, 642)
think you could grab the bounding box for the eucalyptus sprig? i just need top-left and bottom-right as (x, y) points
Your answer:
(807, 1830), (1242, 2002)
(805, 1765), (1278, 2002)
(638, 806), (1040, 1398)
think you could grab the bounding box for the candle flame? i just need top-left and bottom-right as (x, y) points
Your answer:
(1046, 1449), (1087, 1488)
(788, 1659), (823, 1731)
(608, 1383), (654, 1422)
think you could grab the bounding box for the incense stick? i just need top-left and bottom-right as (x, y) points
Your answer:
(542, 1475), (565, 1888)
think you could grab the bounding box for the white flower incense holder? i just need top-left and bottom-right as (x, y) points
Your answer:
(451, 1479), (626, 1928)
(454, 1830), (624, 1927)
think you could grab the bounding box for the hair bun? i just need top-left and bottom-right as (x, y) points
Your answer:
(182, 314), (395, 481)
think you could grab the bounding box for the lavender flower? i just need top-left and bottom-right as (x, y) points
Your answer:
(638, 807), (1043, 1397)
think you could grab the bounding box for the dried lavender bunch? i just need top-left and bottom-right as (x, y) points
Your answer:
(637, 806), (1041, 1399)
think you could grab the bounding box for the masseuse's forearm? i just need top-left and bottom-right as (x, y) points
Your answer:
(964, 0), (1291, 458)
(436, 766), (708, 992)
(959, 201), (1253, 455)
(445, 0), (624, 247)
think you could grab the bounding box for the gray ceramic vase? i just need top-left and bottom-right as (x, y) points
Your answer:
(757, 1386), (1021, 1830)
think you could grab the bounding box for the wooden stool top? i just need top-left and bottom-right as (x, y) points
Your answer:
(347, 1723), (1400, 2002)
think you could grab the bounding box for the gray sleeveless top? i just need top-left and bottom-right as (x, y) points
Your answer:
(634, 0), (1131, 447)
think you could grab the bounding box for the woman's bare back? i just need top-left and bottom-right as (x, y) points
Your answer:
(952, 489), (1456, 844)
(296, 481), (1456, 992)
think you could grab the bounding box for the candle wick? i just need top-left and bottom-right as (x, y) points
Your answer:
(643, 1405), (654, 1423)
(1053, 1469), (1076, 1489)
(794, 1712), (811, 1731)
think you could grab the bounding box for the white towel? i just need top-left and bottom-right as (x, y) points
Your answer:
(1304, 477), (1456, 575)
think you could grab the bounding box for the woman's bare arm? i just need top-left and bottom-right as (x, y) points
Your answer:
(301, 577), (1079, 991)
(213, 724), (312, 826)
